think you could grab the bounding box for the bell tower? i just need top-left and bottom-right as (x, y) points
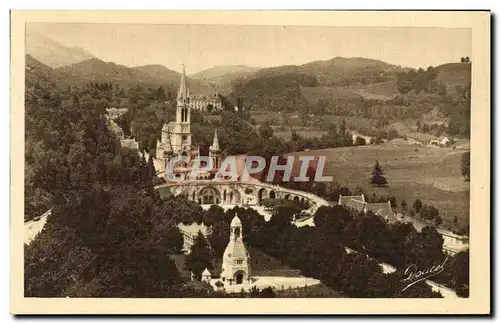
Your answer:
(221, 214), (250, 285)
(209, 129), (221, 170)
(169, 64), (192, 154)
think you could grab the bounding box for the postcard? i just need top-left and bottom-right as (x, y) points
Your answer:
(11, 10), (490, 315)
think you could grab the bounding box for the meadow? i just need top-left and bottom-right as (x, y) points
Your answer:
(290, 141), (470, 230)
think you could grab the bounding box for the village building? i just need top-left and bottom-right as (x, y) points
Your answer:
(338, 194), (395, 222)
(189, 94), (223, 112)
(429, 136), (452, 147)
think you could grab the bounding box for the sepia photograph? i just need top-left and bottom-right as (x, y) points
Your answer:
(10, 10), (490, 315)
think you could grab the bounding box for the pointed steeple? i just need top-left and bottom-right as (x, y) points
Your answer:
(210, 129), (220, 152)
(177, 64), (188, 101)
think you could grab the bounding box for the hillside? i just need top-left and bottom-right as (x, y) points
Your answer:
(436, 63), (472, 91)
(190, 65), (261, 94)
(229, 57), (400, 112)
(133, 64), (181, 83)
(232, 57), (470, 130)
(25, 30), (95, 68)
(191, 65), (260, 80)
(55, 58), (159, 86)
(25, 54), (58, 89)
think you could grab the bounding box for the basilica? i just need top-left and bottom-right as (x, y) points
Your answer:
(156, 65), (221, 180)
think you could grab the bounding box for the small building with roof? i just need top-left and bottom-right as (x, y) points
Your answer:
(221, 214), (251, 285)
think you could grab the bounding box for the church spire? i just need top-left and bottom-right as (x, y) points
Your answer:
(211, 129), (220, 152)
(177, 64), (188, 101)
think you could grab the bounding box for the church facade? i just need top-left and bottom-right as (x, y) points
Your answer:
(156, 65), (221, 179)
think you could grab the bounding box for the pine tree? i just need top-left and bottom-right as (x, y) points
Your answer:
(370, 160), (388, 187)
(185, 232), (213, 280)
(156, 86), (167, 101)
(147, 154), (156, 178)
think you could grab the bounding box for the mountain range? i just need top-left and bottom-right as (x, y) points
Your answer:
(26, 30), (95, 68)
(25, 31), (471, 112)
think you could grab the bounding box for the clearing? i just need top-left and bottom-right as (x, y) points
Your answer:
(290, 141), (470, 230)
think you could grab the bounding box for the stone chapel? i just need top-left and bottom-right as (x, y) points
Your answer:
(221, 214), (251, 285)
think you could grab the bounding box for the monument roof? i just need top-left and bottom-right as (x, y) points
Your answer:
(230, 214), (242, 227)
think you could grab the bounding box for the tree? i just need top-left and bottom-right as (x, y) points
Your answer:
(461, 151), (470, 181)
(156, 86), (167, 101)
(452, 250), (469, 297)
(460, 57), (465, 63)
(465, 56), (470, 63)
(259, 122), (274, 140)
(370, 160), (388, 187)
(163, 226), (184, 253)
(421, 204), (439, 221)
(314, 205), (352, 237)
(434, 215), (443, 227)
(185, 232), (213, 279)
(413, 199), (423, 213)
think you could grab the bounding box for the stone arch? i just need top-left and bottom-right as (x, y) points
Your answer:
(269, 190), (276, 199)
(284, 194), (290, 200)
(244, 186), (256, 195)
(258, 188), (268, 202)
(198, 186), (221, 205)
(293, 196), (300, 202)
(234, 270), (246, 285)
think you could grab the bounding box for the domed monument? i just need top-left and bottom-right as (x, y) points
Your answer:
(221, 214), (251, 285)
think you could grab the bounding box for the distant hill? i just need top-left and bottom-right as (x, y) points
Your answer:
(26, 30), (95, 68)
(133, 64), (181, 84)
(24, 57), (213, 97)
(249, 57), (400, 86)
(190, 65), (261, 94)
(25, 54), (58, 89)
(229, 57), (401, 111)
(436, 63), (471, 91)
(191, 65), (260, 80)
(52, 59), (188, 94)
(56, 58), (156, 86)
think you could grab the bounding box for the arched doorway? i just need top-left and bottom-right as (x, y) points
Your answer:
(284, 194), (290, 200)
(234, 271), (245, 285)
(258, 188), (267, 202)
(293, 196), (300, 202)
(199, 187), (221, 205)
(269, 190), (276, 199)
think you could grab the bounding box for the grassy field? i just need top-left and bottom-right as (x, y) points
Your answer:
(290, 141), (470, 230)
(301, 82), (397, 103)
(272, 127), (328, 141)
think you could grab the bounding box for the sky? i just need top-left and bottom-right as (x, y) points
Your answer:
(27, 23), (472, 74)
